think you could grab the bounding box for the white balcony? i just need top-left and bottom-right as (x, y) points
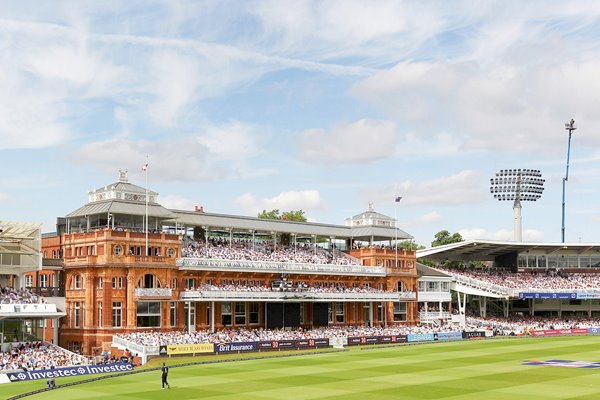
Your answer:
(177, 258), (386, 276)
(180, 289), (411, 302)
(134, 288), (173, 298)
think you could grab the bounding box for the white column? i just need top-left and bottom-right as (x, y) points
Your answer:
(211, 301), (215, 333)
(187, 301), (192, 334)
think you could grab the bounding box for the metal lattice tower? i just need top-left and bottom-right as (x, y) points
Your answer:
(490, 169), (545, 241)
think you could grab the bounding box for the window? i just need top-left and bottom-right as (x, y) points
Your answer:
(186, 278), (195, 290)
(52, 250), (57, 258)
(428, 281), (438, 291)
(25, 275), (32, 288)
(393, 302), (407, 322)
(335, 302), (344, 323)
(119, 277), (124, 288)
(137, 301), (161, 328)
(74, 302), (81, 328)
(98, 277), (103, 289)
(221, 302), (232, 326)
(418, 281), (425, 292)
(74, 275), (82, 289)
(112, 302), (122, 327)
(171, 278), (177, 289)
(441, 282), (449, 291)
(299, 303), (304, 325)
(98, 302), (103, 327)
(235, 302), (246, 325)
(167, 248), (175, 257)
(114, 245), (122, 256)
(397, 281), (404, 292)
(328, 303), (334, 324)
(170, 302), (176, 327)
(249, 303), (259, 324)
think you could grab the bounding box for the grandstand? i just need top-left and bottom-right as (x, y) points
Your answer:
(26, 170), (418, 357)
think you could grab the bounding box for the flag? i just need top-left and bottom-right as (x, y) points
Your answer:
(395, 196), (402, 203)
(142, 162), (148, 171)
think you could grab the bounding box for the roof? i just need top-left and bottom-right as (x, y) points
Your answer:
(0, 221), (41, 271)
(416, 239), (600, 261)
(90, 181), (157, 196)
(416, 263), (450, 277)
(169, 210), (412, 240)
(66, 201), (175, 219)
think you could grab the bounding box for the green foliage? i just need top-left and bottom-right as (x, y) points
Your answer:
(257, 209), (307, 222)
(395, 240), (425, 251)
(431, 229), (463, 247)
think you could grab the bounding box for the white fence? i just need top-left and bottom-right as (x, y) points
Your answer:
(177, 258), (386, 276)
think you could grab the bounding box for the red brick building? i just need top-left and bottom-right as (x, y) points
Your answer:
(31, 171), (418, 355)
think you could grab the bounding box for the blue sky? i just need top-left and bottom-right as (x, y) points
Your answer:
(2, 1), (600, 246)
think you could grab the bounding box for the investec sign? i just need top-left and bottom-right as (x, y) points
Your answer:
(6, 363), (134, 382)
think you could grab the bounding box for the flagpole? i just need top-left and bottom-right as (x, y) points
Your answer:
(145, 155), (149, 256)
(395, 197), (398, 268)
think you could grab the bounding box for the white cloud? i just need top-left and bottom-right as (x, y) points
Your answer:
(160, 194), (198, 211)
(411, 212), (443, 226)
(0, 193), (8, 202)
(234, 190), (326, 216)
(459, 228), (545, 242)
(71, 121), (266, 182)
(362, 170), (486, 207)
(300, 119), (397, 164)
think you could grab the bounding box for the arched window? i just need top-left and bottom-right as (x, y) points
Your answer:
(139, 274), (161, 289)
(74, 275), (82, 290)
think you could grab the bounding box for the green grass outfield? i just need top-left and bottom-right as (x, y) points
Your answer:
(4, 336), (600, 399)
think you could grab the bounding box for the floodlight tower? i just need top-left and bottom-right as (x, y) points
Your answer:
(490, 169), (545, 241)
(561, 119), (576, 243)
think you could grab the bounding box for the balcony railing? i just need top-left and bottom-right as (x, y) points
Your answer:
(419, 311), (451, 321)
(134, 288), (173, 298)
(180, 289), (415, 302)
(177, 258), (386, 276)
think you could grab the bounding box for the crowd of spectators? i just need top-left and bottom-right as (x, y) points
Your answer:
(187, 282), (394, 294)
(436, 267), (600, 291)
(182, 238), (360, 266)
(466, 314), (600, 334)
(116, 325), (458, 347)
(0, 342), (86, 372)
(115, 315), (600, 348)
(0, 287), (46, 304)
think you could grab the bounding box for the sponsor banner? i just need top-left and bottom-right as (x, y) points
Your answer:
(6, 363), (134, 382)
(407, 333), (435, 342)
(255, 338), (330, 350)
(576, 292), (600, 300)
(588, 327), (600, 334)
(214, 342), (257, 353)
(256, 341), (273, 350)
(519, 292), (577, 300)
(531, 328), (589, 337)
(347, 337), (361, 346)
(312, 338), (329, 347)
(435, 331), (463, 341)
(523, 359), (600, 369)
(462, 331), (486, 339)
(167, 343), (214, 355)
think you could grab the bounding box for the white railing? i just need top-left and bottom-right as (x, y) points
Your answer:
(177, 258), (386, 276)
(134, 288), (173, 298)
(180, 290), (407, 302)
(0, 304), (58, 313)
(419, 311), (451, 321)
(112, 335), (160, 365)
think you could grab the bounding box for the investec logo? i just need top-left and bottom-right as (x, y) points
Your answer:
(9, 363), (134, 381)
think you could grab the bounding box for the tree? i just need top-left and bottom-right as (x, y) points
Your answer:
(257, 209), (308, 245)
(257, 209), (307, 222)
(395, 240), (426, 251)
(431, 230), (463, 247)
